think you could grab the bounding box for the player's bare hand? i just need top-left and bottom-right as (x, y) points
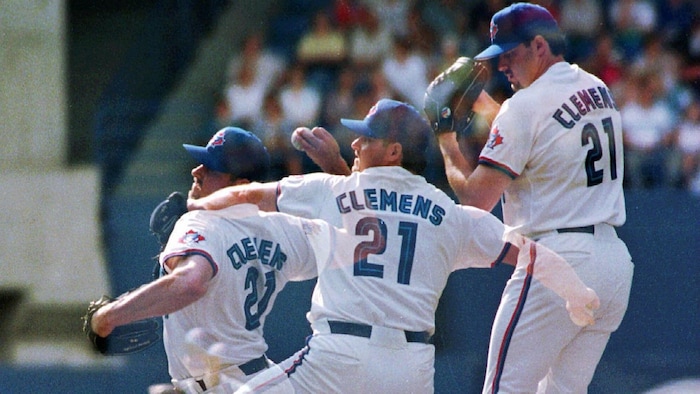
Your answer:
(292, 127), (351, 175)
(566, 288), (600, 327)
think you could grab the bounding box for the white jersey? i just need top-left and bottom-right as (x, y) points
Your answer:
(159, 204), (318, 380)
(276, 167), (511, 334)
(478, 62), (626, 236)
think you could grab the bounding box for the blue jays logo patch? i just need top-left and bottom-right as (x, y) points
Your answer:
(180, 229), (206, 244)
(489, 22), (498, 42)
(486, 127), (504, 149)
(208, 130), (226, 147)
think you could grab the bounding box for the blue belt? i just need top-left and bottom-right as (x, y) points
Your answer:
(327, 320), (431, 344)
(556, 225), (594, 234)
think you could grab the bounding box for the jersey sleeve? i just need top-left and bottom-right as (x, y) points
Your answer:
(453, 205), (510, 270)
(159, 211), (220, 276)
(270, 214), (321, 282)
(478, 97), (534, 178)
(276, 173), (332, 218)
(299, 218), (335, 275)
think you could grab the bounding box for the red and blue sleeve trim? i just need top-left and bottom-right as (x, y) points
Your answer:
(161, 248), (218, 278)
(478, 157), (519, 179)
(275, 181), (282, 212)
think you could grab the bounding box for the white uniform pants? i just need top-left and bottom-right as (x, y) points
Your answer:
(172, 358), (274, 394)
(237, 320), (435, 394)
(483, 224), (634, 393)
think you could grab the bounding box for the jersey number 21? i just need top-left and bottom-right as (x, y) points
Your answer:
(353, 217), (417, 285)
(583, 117), (618, 187)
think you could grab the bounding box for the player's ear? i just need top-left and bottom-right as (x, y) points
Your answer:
(384, 142), (403, 165)
(387, 141), (402, 162)
(533, 35), (548, 55)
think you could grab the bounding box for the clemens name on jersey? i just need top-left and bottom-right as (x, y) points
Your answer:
(335, 188), (446, 226)
(552, 85), (618, 129)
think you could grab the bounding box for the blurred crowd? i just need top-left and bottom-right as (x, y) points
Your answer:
(212, 0), (700, 195)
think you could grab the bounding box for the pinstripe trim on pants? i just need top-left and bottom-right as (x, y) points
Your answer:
(489, 243), (536, 393)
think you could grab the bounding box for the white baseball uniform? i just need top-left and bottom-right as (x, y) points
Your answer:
(478, 62), (634, 393)
(158, 204), (319, 393)
(238, 167), (513, 393)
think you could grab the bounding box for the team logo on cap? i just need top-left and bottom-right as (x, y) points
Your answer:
(180, 229), (206, 244)
(489, 22), (498, 42)
(209, 130), (226, 147)
(367, 103), (378, 117)
(486, 127), (504, 149)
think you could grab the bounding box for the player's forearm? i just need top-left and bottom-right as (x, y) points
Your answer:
(316, 154), (351, 176)
(437, 133), (475, 201)
(507, 232), (599, 325)
(188, 182), (277, 211)
(92, 273), (206, 336)
(518, 241), (589, 300)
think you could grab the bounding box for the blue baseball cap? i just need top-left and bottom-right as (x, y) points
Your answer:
(341, 98), (430, 145)
(340, 99), (431, 171)
(475, 2), (560, 60)
(183, 127), (270, 181)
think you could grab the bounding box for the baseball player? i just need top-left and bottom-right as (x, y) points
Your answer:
(432, 3), (635, 392)
(189, 99), (600, 393)
(87, 127), (325, 393)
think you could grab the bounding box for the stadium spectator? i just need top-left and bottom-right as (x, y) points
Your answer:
(680, 18), (700, 97)
(381, 34), (430, 110)
(620, 69), (680, 188)
(251, 93), (303, 179)
(558, 0), (605, 63)
(330, 0), (366, 32)
(359, 67), (398, 111)
(226, 33), (286, 95)
(419, 0), (470, 39)
(607, 0), (657, 60)
(347, 7), (393, 72)
(364, 0), (415, 38)
(581, 34), (626, 92)
(656, 0), (696, 53)
(278, 63), (322, 127)
(632, 34), (684, 98)
(295, 9), (348, 94)
(220, 62), (266, 130)
(321, 66), (357, 128)
(674, 98), (700, 191)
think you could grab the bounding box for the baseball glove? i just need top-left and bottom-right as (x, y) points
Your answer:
(82, 295), (161, 355)
(424, 57), (490, 135)
(150, 191), (188, 250)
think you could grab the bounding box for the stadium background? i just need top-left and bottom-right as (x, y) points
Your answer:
(0, 0), (697, 392)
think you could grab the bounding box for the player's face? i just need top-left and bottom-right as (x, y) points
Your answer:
(350, 135), (392, 172)
(189, 164), (235, 199)
(496, 42), (536, 91)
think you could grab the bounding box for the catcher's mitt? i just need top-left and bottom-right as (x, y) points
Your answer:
(150, 191), (188, 249)
(82, 295), (161, 355)
(424, 57), (490, 135)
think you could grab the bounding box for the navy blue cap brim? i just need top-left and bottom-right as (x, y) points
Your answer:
(340, 118), (377, 138)
(183, 144), (226, 173)
(474, 41), (521, 60)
